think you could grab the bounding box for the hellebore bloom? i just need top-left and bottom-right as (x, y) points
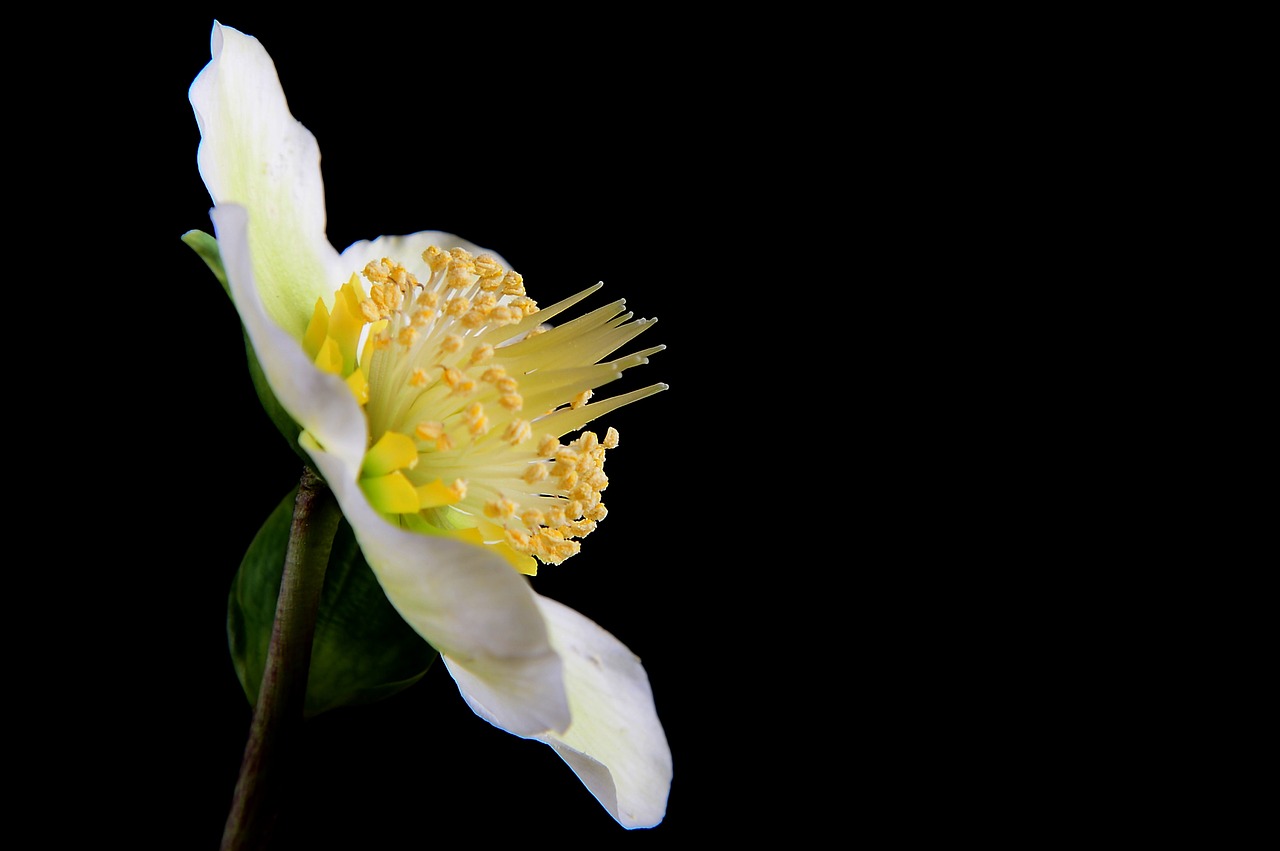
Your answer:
(188, 22), (671, 828)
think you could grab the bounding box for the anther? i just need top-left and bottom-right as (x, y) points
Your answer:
(504, 419), (533, 445)
(522, 463), (549, 484)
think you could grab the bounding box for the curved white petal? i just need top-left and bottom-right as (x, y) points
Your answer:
(447, 596), (672, 828)
(190, 22), (342, 340)
(211, 204), (366, 467)
(309, 440), (569, 736)
(213, 204), (570, 737)
(340, 231), (515, 279)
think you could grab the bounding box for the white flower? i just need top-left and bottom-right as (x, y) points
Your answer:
(189, 21), (671, 828)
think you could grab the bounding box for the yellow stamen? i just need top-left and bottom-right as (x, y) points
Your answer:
(504, 419), (533, 445)
(312, 243), (662, 571)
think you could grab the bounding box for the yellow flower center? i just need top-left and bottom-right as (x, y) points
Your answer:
(302, 246), (665, 574)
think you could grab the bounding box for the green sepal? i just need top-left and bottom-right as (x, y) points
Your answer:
(228, 488), (439, 718)
(182, 229), (306, 464)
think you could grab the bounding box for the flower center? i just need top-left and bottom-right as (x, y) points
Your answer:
(302, 246), (665, 574)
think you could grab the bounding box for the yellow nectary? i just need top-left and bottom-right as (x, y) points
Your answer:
(302, 245), (665, 575)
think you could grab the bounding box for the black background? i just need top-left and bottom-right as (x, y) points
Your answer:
(75, 9), (793, 849)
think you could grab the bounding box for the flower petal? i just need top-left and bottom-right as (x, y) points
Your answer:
(211, 204), (366, 467)
(308, 437), (570, 736)
(446, 596), (672, 828)
(190, 22), (342, 340)
(213, 204), (570, 737)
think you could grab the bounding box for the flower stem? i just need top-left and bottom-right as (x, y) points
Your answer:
(221, 466), (340, 851)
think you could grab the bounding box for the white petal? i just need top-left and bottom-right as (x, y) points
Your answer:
(211, 204), (366, 468)
(447, 596), (672, 829)
(340, 231), (515, 278)
(309, 440), (570, 737)
(190, 22), (342, 340)
(214, 204), (570, 737)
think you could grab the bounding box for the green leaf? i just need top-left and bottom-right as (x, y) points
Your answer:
(182, 229), (231, 298)
(183, 229), (306, 463)
(229, 489), (439, 717)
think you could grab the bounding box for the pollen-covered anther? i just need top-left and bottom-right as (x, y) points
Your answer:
(545, 506), (567, 527)
(559, 470), (579, 489)
(439, 334), (464, 354)
(538, 435), (561, 456)
(571, 389), (593, 410)
(603, 427), (620, 449)
(501, 271), (525, 297)
(496, 376), (519, 395)
(448, 479), (467, 499)
(520, 509), (545, 528)
(397, 327), (417, 348)
(504, 419), (533, 445)
(445, 296), (471, 318)
(363, 260), (392, 283)
(509, 297), (537, 316)
(489, 306), (518, 326)
(464, 403), (489, 436)
(522, 462), (550, 484)
(473, 253), (503, 276)
(461, 309), (488, 330)
(484, 497), (519, 520)
(411, 308), (434, 327)
(390, 266), (415, 288)
(505, 528), (533, 552)
(568, 520), (597, 537)
(534, 530), (579, 565)
(470, 345), (495, 365)
(359, 300), (382, 322)
(441, 367), (467, 390)
(409, 368), (430, 388)
(500, 393), (523, 411)
(589, 503), (608, 522)
(415, 421), (444, 441)
(422, 246), (450, 272)
(370, 282), (404, 313)
(444, 262), (475, 290)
